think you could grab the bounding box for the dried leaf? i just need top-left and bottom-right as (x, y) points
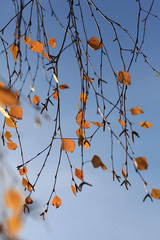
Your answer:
(76, 128), (85, 138)
(130, 106), (144, 116)
(71, 185), (76, 196)
(139, 121), (152, 128)
(0, 107), (10, 118)
(10, 44), (18, 62)
(5, 215), (22, 237)
(135, 157), (148, 170)
(48, 38), (56, 48)
(79, 120), (91, 129)
(75, 168), (84, 181)
(58, 84), (69, 90)
(29, 41), (44, 53)
(5, 117), (16, 128)
(18, 166), (28, 176)
(117, 71), (131, 85)
(118, 119), (126, 127)
(9, 106), (23, 120)
(53, 89), (59, 100)
(79, 92), (88, 104)
(78, 137), (90, 150)
(91, 121), (104, 127)
(0, 86), (19, 106)
(51, 195), (62, 208)
(4, 131), (12, 142)
(82, 74), (93, 83)
(4, 189), (23, 212)
(91, 155), (107, 170)
(23, 36), (31, 44)
(32, 95), (40, 105)
(87, 37), (103, 50)
(61, 138), (75, 153)
(76, 110), (85, 124)
(22, 178), (32, 192)
(7, 142), (18, 150)
(42, 52), (50, 60)
(25, 196), (33, 204)
(151, 189), (160, 199)
(121, 166), (127, 178)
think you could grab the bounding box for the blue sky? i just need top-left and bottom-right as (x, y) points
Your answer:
(0, 0), (160, 239)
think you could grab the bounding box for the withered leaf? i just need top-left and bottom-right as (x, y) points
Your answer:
(76, 128), (85, 138)
(71, 185), (76, 196)
(121, 166), (127, 178)
(0, 86), (19, 106)
(42, 52), (50, 60)
(5, 117), (16, 128)
(75, 168), (84, 181)
(7, 142), (18, 150)
(51, 195), (62, 208)
(139, 121), (152, 128)
(61, 139), (75, 153)
(48, 38), (56, 48)
(79, 93), (88, 104)
(80, 120), (91, 129)
(23, 36), (31, 44)
(91, 121), (104, 127)
(29, 41), (44, 53)
(32, 95), (40, 105)
(82, 74), (93, 83)
(22, 178), (32, 192)
(9, 106), (23, 120)
(53, 89), (59, 100)
(87, 37), (103, 50)
(118, 119), (126, 127)
(117, 71), (131, 85)
(4, 131), (12, 142)
(58, 84), (69, 90)
(18, 166), (28, 176)
(78, 137), (90, 150)
(151, 189), (160, 200)
(130, 106), (144, 116)
(25, 196), (33, 204)
(91, 155), (107, 170)
(135, 157), (148, 170)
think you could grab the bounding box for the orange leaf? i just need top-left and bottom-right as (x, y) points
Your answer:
(91, 121), (104, 127)
(48, 38), (56, 48)
(9, 106), (23, 120)
(0, 87), (19, 106)
(53, 89), (59, 100)
(139, 121), (152, 128)
(135, 157), (148, 170)
(10, 44), (18, 62)
(58, 84), (69, 90)
(51, 195), (62, 208)
(117, 71), (131, 85)
(0, 82), (4, 87)
(151, 189), (160, 199)
(5, 215), (22, 237)
(29, 41), (44, 53)
(75, 168), (84, 181)
(76, 110), (85, 124)
(18, 166), (28, 176)
(7, 142), (18, 150)
(4, 188), (23, 212)
(32, 95), (40, 105)
(87, 37), (103, 50)
(79, 93), (88, 104)
(25, 196), (33, 204)
(61, 138), (75, 153)
(78, 137), (90, 150)
(22, 178), (32, 192)
(4, 131), (12, 142)
(5, 117), (16, 128)
(130, 106), (144, 115)
(121, 166), (127, 178)
(23, 36), (31, 44)
(82, 74), (93, 83)
(118, 119), (126, 127)
(42, 52), (50, 60)
(80, 120), (91, 129)
(91, 155), (107, 170)
(76, 128), (85, 138)
(71, 185), (76, 196)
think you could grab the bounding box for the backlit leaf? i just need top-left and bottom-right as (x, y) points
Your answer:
(0, 86), (19, 106)
(42, 52), (50, 60)
(139, 121), (152, 128)
(71, 185), (76, 196)
(48, 38), (56, 48)
(76, 128), (85, 138)
(18, 166), (28, 176)
(75, 168), (84, 181)
(10, 44), (18, 62)
(79, 92), (88, 104)
(130, 106), (144, 115)
(4, 188), (23, 212)
(32, 95), (40, 105)
(9, 106), (23, 120)
(135, 157), (148, 170)
(5, 215), (22, 237)
(58, 84), (69, 90)
(78, 137), (90, 150)
(118, 119), (126, 127)
(151, 189), (160, 199)
(22, 178), (32, 192)
(53, 89), (59, 100)
(87, 37), (103, 50)
(61, 138), (75, 153)
(4, 131), (12, 142)
(121, 166), (127, 178)
(80, 120), (91, 129)
(51, 195), (62, 208)
(91, 121), (104, 127)
(5, 117), (16, 128)
(23, 36), (31, 44)
(117, 71), (131, 85)
(0, 107), (10, 118)
(29, 41), (44, 53)
(7, 142), (18, 150)
(91, 155), (107, 170)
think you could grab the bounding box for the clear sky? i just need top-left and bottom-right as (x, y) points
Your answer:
(0, 1), (160, 240)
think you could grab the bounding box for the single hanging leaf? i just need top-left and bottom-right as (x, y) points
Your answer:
(61, 139), (75, 153)
(0, 86), (19, 106)
(48, 38), (56, 48)
(22, 178), (32, 192)
(10, 44), (18, 62)
(32, 95), (40, 105)
(0, 107), (10, 118)
(4, 188), (23, 212)
(78, 137), (90, 150)
(29, 41), (44, 53)
(118, 119), (126, 127)
(117, 71), (131, 85)
(58, 84), (69, 90)
(23, 36), (31, 44)
(139, 121), (152, 128)
(4, 131), (12, 142)
(76, 128), (85, 138)
(71, 185), (76, 196)
(87, 37), (103, 50)
(18, 166), (28, 176)
(91, 155), (107, 170)
(91, 121), (104, 127)
(130, 106), (144, 115)
(151, 189), (160, 199)
(135, 157), (148, 170)
(79, 93), (88, 104)
(51, 195), (62, 208)
(53, 89), (59, 100)
(5, 117), (16, 128)
(42, 52), (50, 60)
(9, 106), (23, 120)
(75, 168), (84, 181)
(25, 196), (33, 204)
(7, 142), (18, 150)
(5, 215), (22, 237)
(121, 166), (127, 178)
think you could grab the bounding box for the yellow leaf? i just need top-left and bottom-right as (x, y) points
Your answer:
(78, 137), (90, 150)
(117, 71), (131, 85)
(58, 84), (69, 90)
(91, 121), (104, 127)
(87, 37), (103, 50)
(4, 188), (23, 212)
(5, 117), (16, 128)
(76, 110), (85, 125)
(135, 157), (148, 170)
(18, 166), (28, 176)
(32, 95), (40, 105)
(71, 185), (76, 196)
(7, 142), (18, 150)
(0, 107), (10, 118)
(0, 86), (19, 106)
(151, 189), (160, 199)
(22, 178), (32, 192)
(76, 128), (85, 138)
(79, 93), (88, 104)
(121, 166), (127, 178)
(75, 168), (84, 181)
(9, 106), (23, 120)
(139, 121), (152, 128)
(51, 195), (62, 208)
(53, 89), (59, 100)
(5, 215), (22, 237)
(48, 38), (56, 48)
(23, 36), (31, 44)
(130, 106), (144, 116)
(29, 41), (44, 53)
(42, 52), (50, 60)
(91, 155), (107, 170)
(61, 139), (75, 153)
(118, 119), (126, 127)
(4, 131), (12, 142)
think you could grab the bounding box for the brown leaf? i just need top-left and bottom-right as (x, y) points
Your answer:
(75, 168), (84, 181)
(61, 139), (75, 153)
(32, 95), (40, 105)
(7, 142), (18, 150)
(22, 178), (32, 192)
(5, 117), (16, 128)
(76, 110), (85, 124)
(4, 188), (23, 212)
(9, 106), (23, 120)
(87, 37), (103, 50)
(0, 87), (19, 106)
(78, 137), (90, 150)
(91, 155), (107, 170)
(151, 189), (160, 199)
(4, 131), (12, 142)
(135, 157), (148, 170)
(18, 166), (28, 176)
(58, 84), (69, 90)
(82, 74), (93, 83)
(79, 93), (88, 104)
(121, 166), (127, 178)
(117, 71), (131, 85)
(51, 195), (62, 208)
(53, 89), (59, 100)
(29, 41), (44, 53)
(71, 185), (76, 196)
(48, 38), (56, 48)
(23, 36), (31, 44)
(91, 121), (104, 127)
(25, 196), (33, 204)
(139, 121), (152, 128)
(76, 128), (85, 138)
(130, 106), (144, 116)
